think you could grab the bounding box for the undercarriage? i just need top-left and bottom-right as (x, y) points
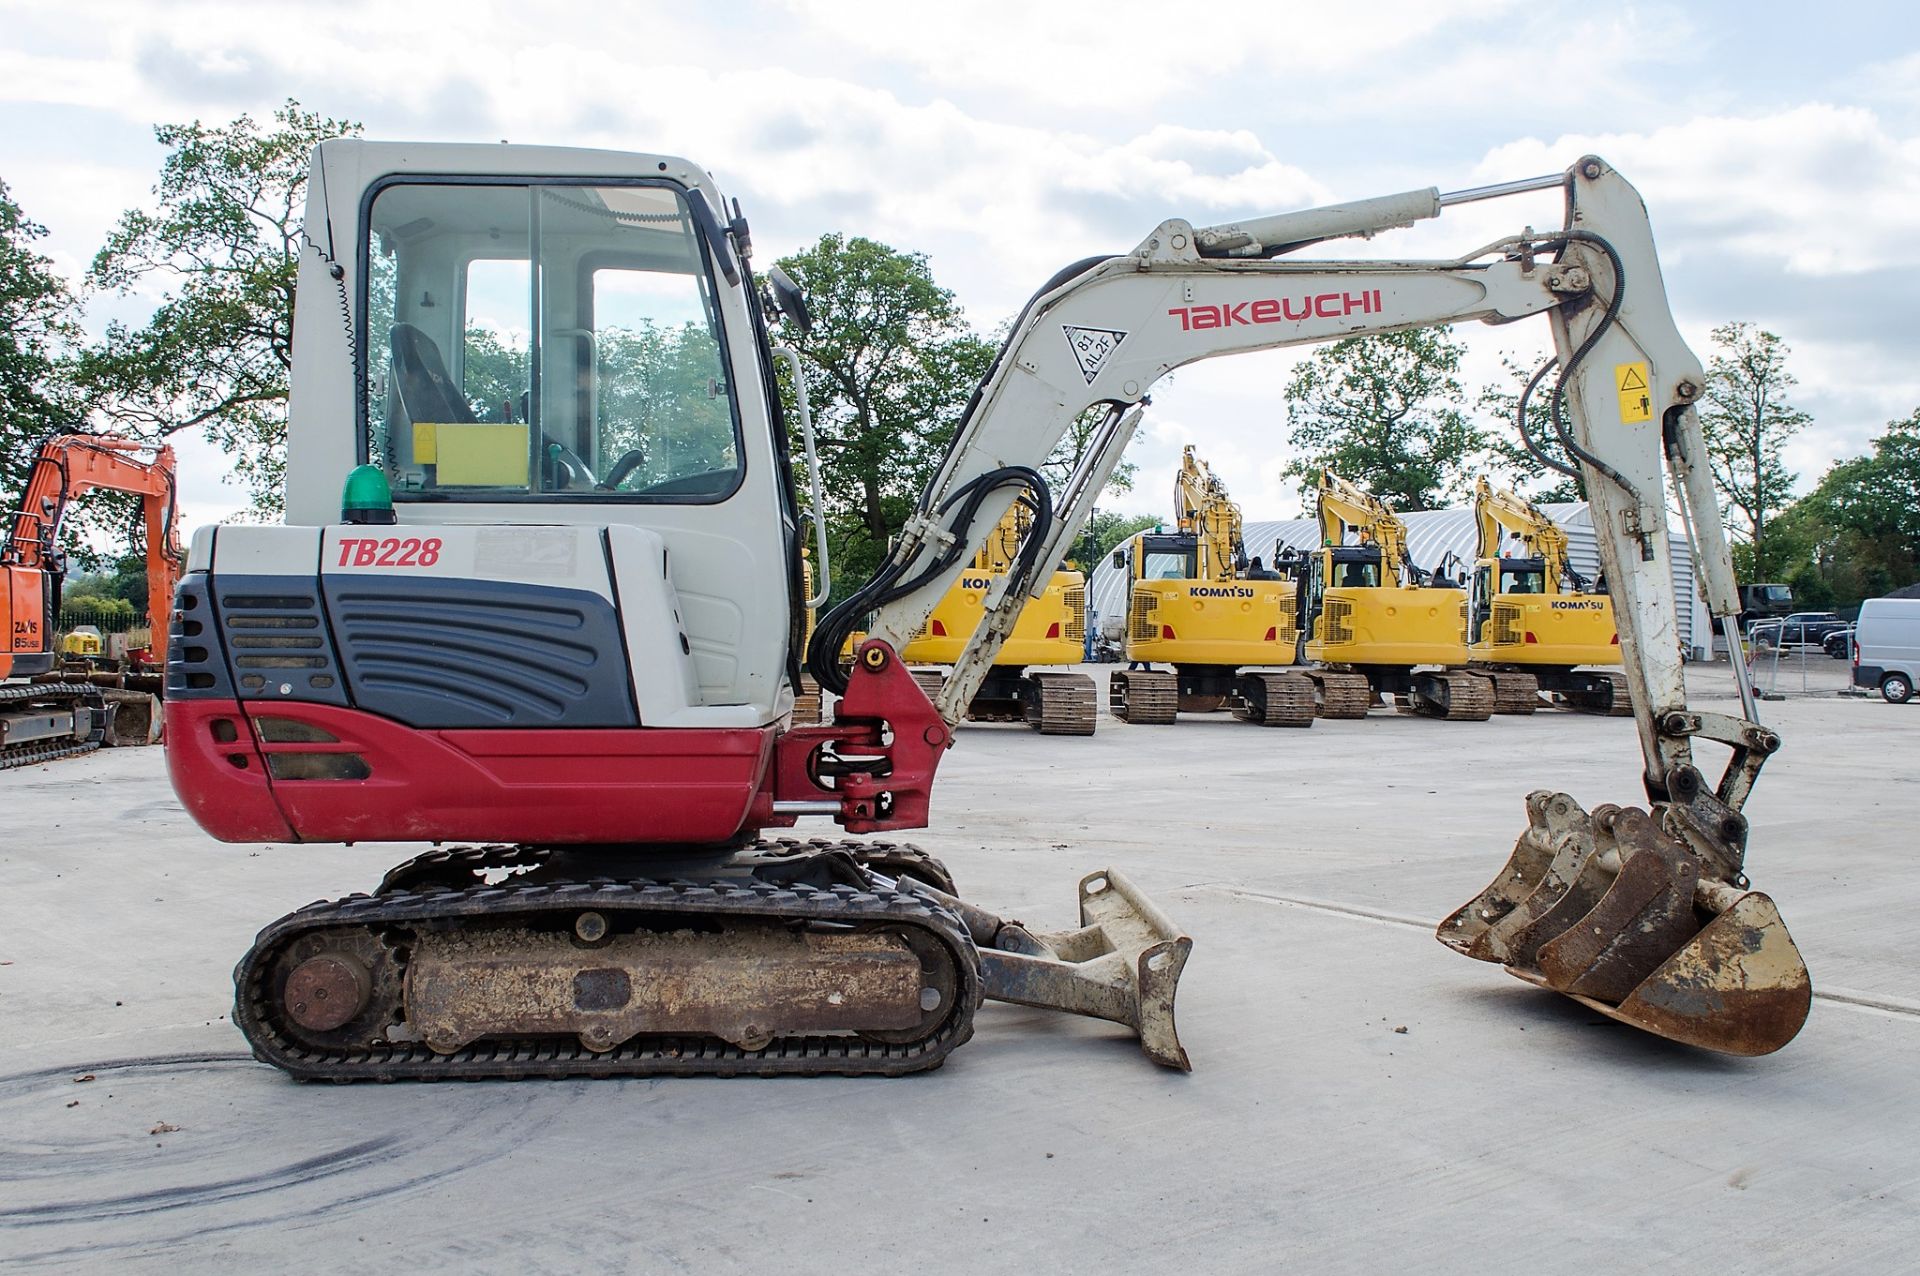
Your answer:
(912, 666), (1098, 735)
(1109, 665), (1315, 727)
(234, 839), (1189, 1080)
(1467, 667), (1635, 716)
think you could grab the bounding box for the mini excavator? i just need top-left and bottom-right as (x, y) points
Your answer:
(901, 502), (1096, 734)
(1109, 446), (1312, 726)
(2, 433), (181, 765)
(1467, 476), (1632, 715)
(1289, 470), (1491, 720)
(165, 142), (1808, 1077)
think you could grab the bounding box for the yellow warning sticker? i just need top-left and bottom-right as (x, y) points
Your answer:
(1616, 362), (1652, 423)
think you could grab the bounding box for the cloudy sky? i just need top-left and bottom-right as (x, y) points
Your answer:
(5, 0), (1916, 530)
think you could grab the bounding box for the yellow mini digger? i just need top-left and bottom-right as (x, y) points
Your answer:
(1109, 446), (1313, 726)
(1466, 476), (1631, 715)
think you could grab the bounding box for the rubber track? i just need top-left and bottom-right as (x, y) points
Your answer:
(1407, 670), (1496, 721)
(1479, 670), (1540, 715)
(0, 682), (105, 771)
(1556, 670), (1635, 716)
(758, 836), (960, 894)
(1026, 672), (1097, 735)
(1109, 670), (1177, 724)
(1303, 670), (1374, 719)
(1232, 672), (1316, 727)
(234, 876), (981, 1082)
(792, 675), (825, 725)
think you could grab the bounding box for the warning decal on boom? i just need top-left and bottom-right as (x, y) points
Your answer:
(1064, 326), (1128, 385)
(1616, 362), (1652, 424)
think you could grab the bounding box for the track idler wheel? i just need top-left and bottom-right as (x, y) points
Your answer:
(1437, 791), (1810, 1056)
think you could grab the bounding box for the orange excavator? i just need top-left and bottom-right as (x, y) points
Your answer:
(1, 433), (182, 765)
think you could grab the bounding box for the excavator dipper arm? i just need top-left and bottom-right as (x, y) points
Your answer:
(829, 156), (1806, 1055)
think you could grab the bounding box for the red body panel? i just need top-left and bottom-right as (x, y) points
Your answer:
(166, 699), (776, 844)
(164, 701), (297, 842)
(165, 639), (951, 848)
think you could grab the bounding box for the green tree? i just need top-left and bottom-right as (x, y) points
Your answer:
(73, 101), (359, 511)
(1282, 328), (1493, 510)
(773, 233), (996, 592)
(0, 179), (80, 498)
(1772, 409), (1920, 607)
(1080, 511), (1160, 569)
(1042, 404), (1138, 505)
(1699, 322), (1810, 580)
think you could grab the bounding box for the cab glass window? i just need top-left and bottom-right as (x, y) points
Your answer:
(362, 181), (740, 502)
(1142, 551), (1196, 580)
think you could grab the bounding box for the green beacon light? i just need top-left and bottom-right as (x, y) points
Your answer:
(341, 465), (397, 525)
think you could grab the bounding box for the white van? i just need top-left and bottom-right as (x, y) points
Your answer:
(1852, 596), (1920, 703)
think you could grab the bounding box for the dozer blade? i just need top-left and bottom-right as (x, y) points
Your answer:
(916, 870), (1192, 1070)
(1439, 791), (1810, 1056)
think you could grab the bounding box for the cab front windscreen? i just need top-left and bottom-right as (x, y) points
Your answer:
(360, 180), (741, 502)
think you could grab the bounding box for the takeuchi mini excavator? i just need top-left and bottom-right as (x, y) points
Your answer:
(1467, 476), (1631, 715)
(900, 502), (1096, 734)
(2, 433), (181, 765)
(1110, 446), (1313, 726)
(1290, 470), (1492, 721)
(165, 141), (1808, 1079)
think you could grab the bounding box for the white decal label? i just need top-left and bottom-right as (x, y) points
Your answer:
(1063, 325), (1128, 385)
(475, 526), (581, 579)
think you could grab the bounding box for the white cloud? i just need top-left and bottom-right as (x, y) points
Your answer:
(5, 4), (1914, 528)
(775, 0), (1525, 110)
(1478, 105), (1920, 276)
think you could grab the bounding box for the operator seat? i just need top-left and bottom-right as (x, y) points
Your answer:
(389, 323), (476, 428)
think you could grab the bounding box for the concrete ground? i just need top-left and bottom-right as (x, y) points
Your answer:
(2, 664), (1915, 1273)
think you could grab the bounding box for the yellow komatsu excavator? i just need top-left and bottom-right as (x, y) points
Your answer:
(1109, 446), (1313, 726)
(900, 502), (1095, 735)
(1288, 470), (1492, 720)
(1466, 477), (1632, 716)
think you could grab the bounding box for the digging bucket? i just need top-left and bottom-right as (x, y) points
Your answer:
(1439, 791), (1809, 1056)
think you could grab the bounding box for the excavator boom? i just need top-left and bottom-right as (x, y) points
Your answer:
(820, 156), (1804, 1055)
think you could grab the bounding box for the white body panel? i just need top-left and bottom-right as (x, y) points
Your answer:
(274, 139), (791, 724)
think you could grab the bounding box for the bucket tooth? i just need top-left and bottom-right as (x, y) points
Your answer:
(1439, 794), (1811, 1056)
